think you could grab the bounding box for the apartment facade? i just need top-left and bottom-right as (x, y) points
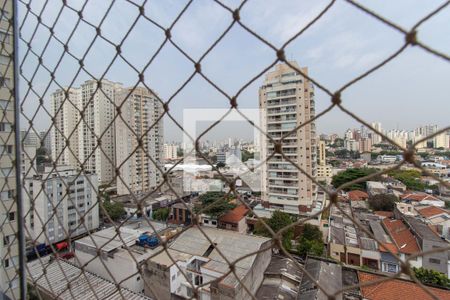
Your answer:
(115, 87), (164, 195)
(259, 62), (317, 214)
(316, 140), (332, 184)
(23, 167), (99, 245)
(0, 0), (19, 297)
(78, 79), (122, 184)
(163, 143), (178, 160)
(50, 87), (80, 167)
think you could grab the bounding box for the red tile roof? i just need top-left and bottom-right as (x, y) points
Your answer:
(374, 211), (394, 218)
(379, 242), (398, 254)
(382, 218), (420, 255)
(348, 190), (369, 201)
(219, 205), (249, 224)
(401, 192), (439, 202)
(358, 272), (450, 300)
(416, 206), (448, 218)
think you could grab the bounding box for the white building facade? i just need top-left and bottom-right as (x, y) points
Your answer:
(259, 62), (317, 214)
(23, 167), (99, 245)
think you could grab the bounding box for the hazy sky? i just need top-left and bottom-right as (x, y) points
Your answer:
(19, 0), (450, 142)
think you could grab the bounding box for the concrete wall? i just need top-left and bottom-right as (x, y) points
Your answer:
(143, 260), (172, 300)
(216, 240), (272, 300)
(421, 239), (448, 275)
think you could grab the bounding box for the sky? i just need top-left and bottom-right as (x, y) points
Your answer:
(18, 0), (450, 142)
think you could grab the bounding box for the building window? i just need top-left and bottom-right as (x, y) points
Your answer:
(0, 122), (11, 132)
(429, 258), (441, 264)
(8, 212), (14, 221)
(3, 234), (13, 246)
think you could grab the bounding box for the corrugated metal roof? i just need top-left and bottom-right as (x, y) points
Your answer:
(27, 257), (152, 300)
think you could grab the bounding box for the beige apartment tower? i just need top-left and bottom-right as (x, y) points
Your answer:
(259, 62), (317, 214)
(50, 87), (80, 167)
(78, 79), (122, 184)
(0, 0), (19, 298)
(115, 87), (164, 195)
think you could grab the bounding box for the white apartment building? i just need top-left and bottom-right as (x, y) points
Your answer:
(316, 141), (332, 184)
(164, 143), (178, 160)
(50, 87), (80, 167)
(115, 87), (164, 195)
(0, 1), (19, 296)
(386, 130), (408, 149)
(371, 122), (382, 144)
(23, 166), (99, 245)
(78, 79), (122, 184)
(344, 139), (359, 152)
(259, 62), (317, 214)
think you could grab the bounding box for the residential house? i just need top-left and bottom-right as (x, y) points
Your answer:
(347, 190), (369, 201)
(403, 216), (449, 275)
(381, 218), (422, 269)
(369, 220), (401, 274)
(366, 181), (388, 196)
(218, 205), (249, 233)
(358, 271), (450, 300)
(401, 192), (445, 207)
(143, 227), (271, 300)
(168, 202), (193, 225)
(415, 206), (450, 240)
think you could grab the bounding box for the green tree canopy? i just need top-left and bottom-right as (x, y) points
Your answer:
(241, 150), (254, 162)
(413, 267), (450, 288)
(198, 191), (235, 218)
(254, 210), (294, 250)
(331, 168), (378, 191)
(153, 207), (170, 221)
(388, 169), (431, 191)
(102, 200), (125, 221)
(368, 194), (397, 211)
(297, 224), (324, 257)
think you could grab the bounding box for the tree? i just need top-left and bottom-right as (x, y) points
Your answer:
(297, 224), (324, 257)
(102, 199), (125, 221)
(331, 168), (378, 191)
(36, 147), (51, 166)
(153, 207), (170, 221)
(330, 138), (344, 148)
(198, 191), (235, 218)
(368, 194), (397, 211)
(388, 169), (430, 191)
(241, 150), (254, 162)
(254, 210), (294, 250)
(413, 267), (450, 288)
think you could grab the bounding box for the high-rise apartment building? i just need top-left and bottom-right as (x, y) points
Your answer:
(371, 122), (382, 145)
(115, 87), (164, 195)
(50, 87), (80, 167)
(0, 1), (19, 297)
(78, 79), (122, 184)
(23, 166), (99, 245)
(316, 141), (332, 184)
(163, 143), (178, 160)
(259, 62), (317, 214)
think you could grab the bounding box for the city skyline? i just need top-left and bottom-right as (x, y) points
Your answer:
(19, 0), (450, 142)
